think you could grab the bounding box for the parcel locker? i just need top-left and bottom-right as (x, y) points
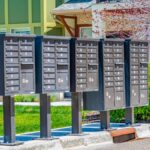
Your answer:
(70, 38), (99, 92)
(0, 34), (35, 96)
(83, 39), (125, 111)
(125, 40), (149, 107)
(35, 36), (70, 93)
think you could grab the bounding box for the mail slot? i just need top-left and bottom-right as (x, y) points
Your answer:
(70, 38), (99, 92)
(35, 36), (70, 93)
(83, 39), (125, 111)
(0, 34), (35, 96)
(125, 40), (149, 107)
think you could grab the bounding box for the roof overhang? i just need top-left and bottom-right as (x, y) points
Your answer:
(52, 2), (93, 16)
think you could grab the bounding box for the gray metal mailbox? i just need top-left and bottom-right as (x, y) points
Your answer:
(125, 40), (149, 107)
(35, 36), (70, 93)
(0, 34), (35, 96)
(70, 38), (99, 92)
(83, 39), (125, 110)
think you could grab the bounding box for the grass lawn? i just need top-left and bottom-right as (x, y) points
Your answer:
(0, 106), (72, 136)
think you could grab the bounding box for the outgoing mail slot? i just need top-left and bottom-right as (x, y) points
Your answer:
(57, 64), (69, 72)
(88, 65), (98, 72)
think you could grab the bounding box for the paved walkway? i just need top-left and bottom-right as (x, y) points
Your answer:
(0, 101), (71, 107)
(0, 122), (131, 142)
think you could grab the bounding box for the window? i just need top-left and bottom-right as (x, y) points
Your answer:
(11, 28), (31, 34)
(80, 27), (92, 38)
(0, 28), (6, 34)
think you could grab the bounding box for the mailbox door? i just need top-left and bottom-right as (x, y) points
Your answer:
(21, 64), (34, 92)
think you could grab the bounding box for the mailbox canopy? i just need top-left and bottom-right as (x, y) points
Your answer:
(35, 36), (70, 93)
(0, 34), (35, 96)
(83, 39), (126, 111)
(70, 38), (99, 93)
(125, 40), (149, 107)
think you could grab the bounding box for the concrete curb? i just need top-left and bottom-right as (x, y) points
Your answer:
(0, 124), (149, 150)
(134, 124), (150, 138)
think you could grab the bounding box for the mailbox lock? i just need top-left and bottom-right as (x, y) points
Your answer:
(89, 77), (94, 82)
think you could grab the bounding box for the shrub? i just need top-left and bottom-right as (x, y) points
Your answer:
(14, 95), (36, 102)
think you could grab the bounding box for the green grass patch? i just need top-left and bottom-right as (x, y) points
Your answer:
(0, 106), (71, 136)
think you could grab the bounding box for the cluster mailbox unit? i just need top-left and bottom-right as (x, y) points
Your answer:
(35, 36), (70, 93)
(70, 38), (99, 92)
(83, 39), (125, 111)
(0, 34), (35, 96)
(125, 40), (149, 107)
(0, 34), (35, 144)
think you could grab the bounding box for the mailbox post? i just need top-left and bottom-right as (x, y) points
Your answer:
(83, 39), (126, 129)
(0, 34), (35, 144)
(70, 38), (99, 134)
(35, 36), (70, 138)
(125, 40), (149, 124)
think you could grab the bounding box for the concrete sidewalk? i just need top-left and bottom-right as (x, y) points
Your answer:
(0, 101), (71, 107)
(0, 123), (150, 150)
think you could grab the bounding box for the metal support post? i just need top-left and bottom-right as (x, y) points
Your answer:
(40, 94), (51, 138)
(1, 96), (22, 146)
(71, 92), (82, 134)
(125, 107), (134, 125)
(3, 96), (16, 143)
(100, 111), (110, 130)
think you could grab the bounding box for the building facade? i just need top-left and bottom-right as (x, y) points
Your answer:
(53, 0), (150, 40)
(0, 0), (64, 35)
